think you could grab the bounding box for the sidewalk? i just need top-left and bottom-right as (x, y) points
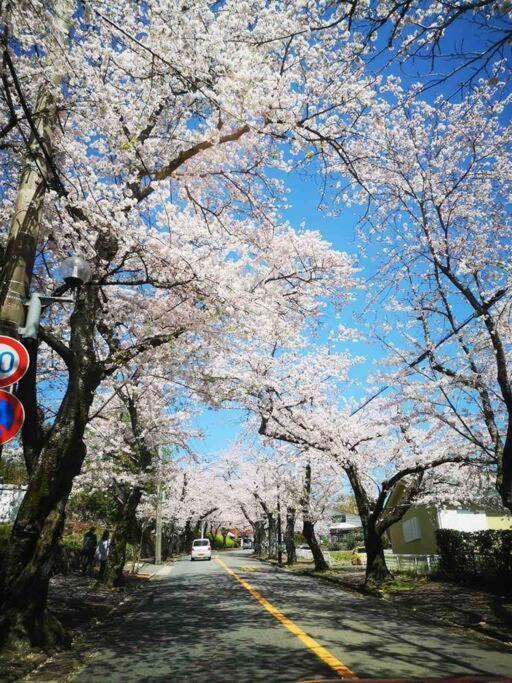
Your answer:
(21, 562), (174, 682)
(283, 562), (512, 646)
(126, 560), (175, 580)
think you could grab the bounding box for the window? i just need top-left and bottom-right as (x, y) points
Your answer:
(402, 516), (421, 543)
(193, 540), (209, 547)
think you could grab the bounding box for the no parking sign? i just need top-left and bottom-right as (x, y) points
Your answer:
(0, 336), (30, 389)
(0, 390), (24, 445)
(0, 336), (29, 445)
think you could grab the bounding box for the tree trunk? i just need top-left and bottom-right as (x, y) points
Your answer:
(103, 487), (143, 588)
(301, 463), (328, 571)
(0, 286), (101, 651)
(266, 512), (275, 558)
(285, 506), (296, 565)
(102, 393), (156, 586)
(302, 519), (329, 571)
(497, 431), (512, 513)
(253, 520), (265, 556)
(364, 522), (391, 586)
(0, 0), (71, 337)
(183, 520), (194, 553)
(344, 464), (392, 586)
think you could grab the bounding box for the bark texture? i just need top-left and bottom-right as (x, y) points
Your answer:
(285, 506), (296, 565)
(301, 463), (329, 571)
(0, 285), (101, 650)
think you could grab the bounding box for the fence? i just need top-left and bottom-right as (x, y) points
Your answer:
(385, 553), (440, 574)
(328, 550), (440, 575)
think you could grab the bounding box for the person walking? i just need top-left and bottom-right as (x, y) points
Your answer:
(96, 530), (111, 579)
(81, 527), (97, 575)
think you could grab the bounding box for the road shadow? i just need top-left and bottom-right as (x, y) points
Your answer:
(235, 563), (512, 680)
(72, 566), (337, 683)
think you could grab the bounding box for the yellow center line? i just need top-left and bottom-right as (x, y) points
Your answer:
(216, 557), (357, 680)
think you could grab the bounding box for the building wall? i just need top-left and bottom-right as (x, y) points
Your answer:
(487, 514), (512, 530)
(388, 506), (440, 555)
(389, 506), (512, 555)
(0, 485), (26, 523)
(438, 509), (488, 532)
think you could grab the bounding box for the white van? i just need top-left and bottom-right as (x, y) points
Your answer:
(191, 538), (212, 561)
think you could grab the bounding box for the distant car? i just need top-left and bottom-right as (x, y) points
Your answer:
(191, 539), (212, 561)
(241, 538), (253, 549)
(351, 546), (367, 565)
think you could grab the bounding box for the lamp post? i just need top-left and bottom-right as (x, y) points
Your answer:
(19, 255), (92, 340)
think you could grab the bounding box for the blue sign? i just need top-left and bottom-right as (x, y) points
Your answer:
(0, 390), (24, 445)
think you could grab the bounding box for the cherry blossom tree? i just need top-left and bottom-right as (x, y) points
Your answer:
(219, 440), (342, 569)
(324, 78), (512, 516)
(75, 371), (196, 586)
(208, 332), (481, 583)
(0, 0), (365, 649)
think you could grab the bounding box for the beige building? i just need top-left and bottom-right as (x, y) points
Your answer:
(386, 483), (512, 555)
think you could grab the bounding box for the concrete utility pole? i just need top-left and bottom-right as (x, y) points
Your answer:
(0, 0), (72, 336)
(155, 446), (162, 564)
(155, 480), (162, 565)
(277, 485), (283, 566)
(155, 445), (163, 564)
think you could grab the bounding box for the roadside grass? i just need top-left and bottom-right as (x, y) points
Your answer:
(379, 573), (431, 593)
(329, 550), (353, 564)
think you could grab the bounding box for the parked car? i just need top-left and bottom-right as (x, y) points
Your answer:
(191, 538), (212, 561)
(351, 546), (367, 566)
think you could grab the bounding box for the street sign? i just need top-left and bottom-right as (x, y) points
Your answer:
(0, 390), (25, 445)
(0, 336), (30, 389)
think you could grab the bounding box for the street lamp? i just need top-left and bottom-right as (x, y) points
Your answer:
(60, 255), (92, 289)
(19, 254), (92, 340)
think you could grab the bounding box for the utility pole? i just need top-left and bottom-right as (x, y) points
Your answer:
(277, 485), (283, 567)
(154, 445), (163, 565)
(0, 0), (72, 337)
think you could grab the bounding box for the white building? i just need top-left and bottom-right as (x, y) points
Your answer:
(0, 485), (27, 523)
(329, 511), (362, 540)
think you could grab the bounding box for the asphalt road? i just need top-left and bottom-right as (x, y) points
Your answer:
(70, 550), (512, 682)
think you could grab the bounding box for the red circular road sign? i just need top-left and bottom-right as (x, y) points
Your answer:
(0, 336), (30, 389)
(0, 390), (25, 445)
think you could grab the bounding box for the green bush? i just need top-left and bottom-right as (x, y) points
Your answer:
(328, 529), (365, 550)
(61, 532), (83, 550)
(0, 523), (12, 549)
(208, 533), (236, 549)
(0, 523), (12, 568)
(436, 528), (512, 589)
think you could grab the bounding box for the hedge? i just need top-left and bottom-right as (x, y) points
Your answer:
(436, 528), (512, 588)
